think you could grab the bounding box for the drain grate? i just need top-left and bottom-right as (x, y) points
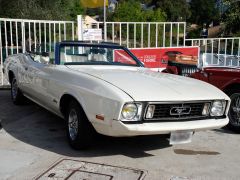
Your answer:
(36, 159), (146, 180)
(67, 170), (113, 180)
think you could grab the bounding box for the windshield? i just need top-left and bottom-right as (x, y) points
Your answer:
(200, 53), (240, 68)
(59, 44), (142, 66)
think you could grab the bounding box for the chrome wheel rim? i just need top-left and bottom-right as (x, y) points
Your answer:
(229, 93), (240, 127)
(68, 109), (79, 141)
(11, 78), (18, 100)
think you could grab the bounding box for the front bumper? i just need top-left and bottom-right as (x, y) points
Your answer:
(93, 117), (229, 137)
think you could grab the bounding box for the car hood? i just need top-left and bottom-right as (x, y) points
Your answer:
(66, 65), (229, 101)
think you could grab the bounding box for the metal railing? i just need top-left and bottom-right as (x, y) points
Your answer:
(185, 37), (240, 66)
(90, 21), (186, 48)
(0, 18), (76, 86)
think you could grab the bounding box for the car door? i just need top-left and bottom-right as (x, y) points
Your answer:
(33, 63), (61, 113)
(35, 65), (59, 112)
(22, 55), (57, 111)
(23, 59), (48, 101)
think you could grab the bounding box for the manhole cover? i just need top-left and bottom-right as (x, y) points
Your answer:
(36, 159), (146, 180)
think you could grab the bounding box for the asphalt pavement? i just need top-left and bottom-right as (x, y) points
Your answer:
(0, 90), (240, 180)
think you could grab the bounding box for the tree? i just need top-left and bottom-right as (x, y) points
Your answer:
(222, 0), (240, 35)
(189, 0), (220, 25)
(150, 0), (191, 21)
(109, 0), (166, 22)
(0, 0), (84, 20)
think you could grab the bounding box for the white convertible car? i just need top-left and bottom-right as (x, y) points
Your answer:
(3, 41), (230, 149)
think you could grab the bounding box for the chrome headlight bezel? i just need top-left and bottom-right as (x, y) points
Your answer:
(121, 103), (143, 121)
(210, 100), (227, 117)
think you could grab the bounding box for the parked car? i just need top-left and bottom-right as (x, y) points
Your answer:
(164, 53), (240, 132)
(162, 60), (198, 76)
(3, 42), (230, 149)
(162, 51), (198, 65)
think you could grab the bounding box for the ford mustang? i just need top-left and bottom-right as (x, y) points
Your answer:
(3, 41), (230, 149)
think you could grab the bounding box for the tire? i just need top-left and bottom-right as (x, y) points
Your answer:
(66, 100), (95, 149)
(226, 88), (240, 133)
(11, 76), (25, 105)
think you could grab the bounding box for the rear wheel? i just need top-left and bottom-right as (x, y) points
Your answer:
(226, 89), (240, 132)
(66, 100), (95, 149)
(11, 76), (25, 105)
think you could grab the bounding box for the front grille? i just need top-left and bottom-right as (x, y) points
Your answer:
(181, 66), (198, 76)
(145, 102), (210, 121)
(168, 61), (198, 76)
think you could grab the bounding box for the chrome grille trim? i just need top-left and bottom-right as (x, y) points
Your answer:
(144, 101), (212, 121)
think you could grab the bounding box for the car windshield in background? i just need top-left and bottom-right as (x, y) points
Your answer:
(200, 53), (240, 68)
(60, 44), (140, 66)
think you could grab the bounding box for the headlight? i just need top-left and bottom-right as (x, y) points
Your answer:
(121, 103), (142, 121)
(210, 100), (226, 116)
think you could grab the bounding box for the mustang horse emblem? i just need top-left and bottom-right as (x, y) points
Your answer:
(170, 106), (191, 116)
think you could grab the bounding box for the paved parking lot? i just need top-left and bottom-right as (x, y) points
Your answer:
(0, 89), (240, 180)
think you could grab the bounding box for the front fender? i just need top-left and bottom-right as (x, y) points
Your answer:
(221, 78), (240, 91)
(55, 72), (134, 128)
(60, 87), (125, 128)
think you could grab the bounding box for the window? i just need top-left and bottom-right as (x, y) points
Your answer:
(60, 44), (140, 66)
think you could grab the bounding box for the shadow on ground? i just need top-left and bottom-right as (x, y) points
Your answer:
(213, 128), (238, 135)
(0, 90), (171, 158)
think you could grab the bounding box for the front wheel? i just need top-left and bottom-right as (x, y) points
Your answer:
(11, 76), (25, 105)
(227, 89), (240, 132)
(66, 100), (95, 149)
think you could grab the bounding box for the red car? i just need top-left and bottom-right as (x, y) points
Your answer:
(163, 53), (240, 132)
(162, 51), (198, 65)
